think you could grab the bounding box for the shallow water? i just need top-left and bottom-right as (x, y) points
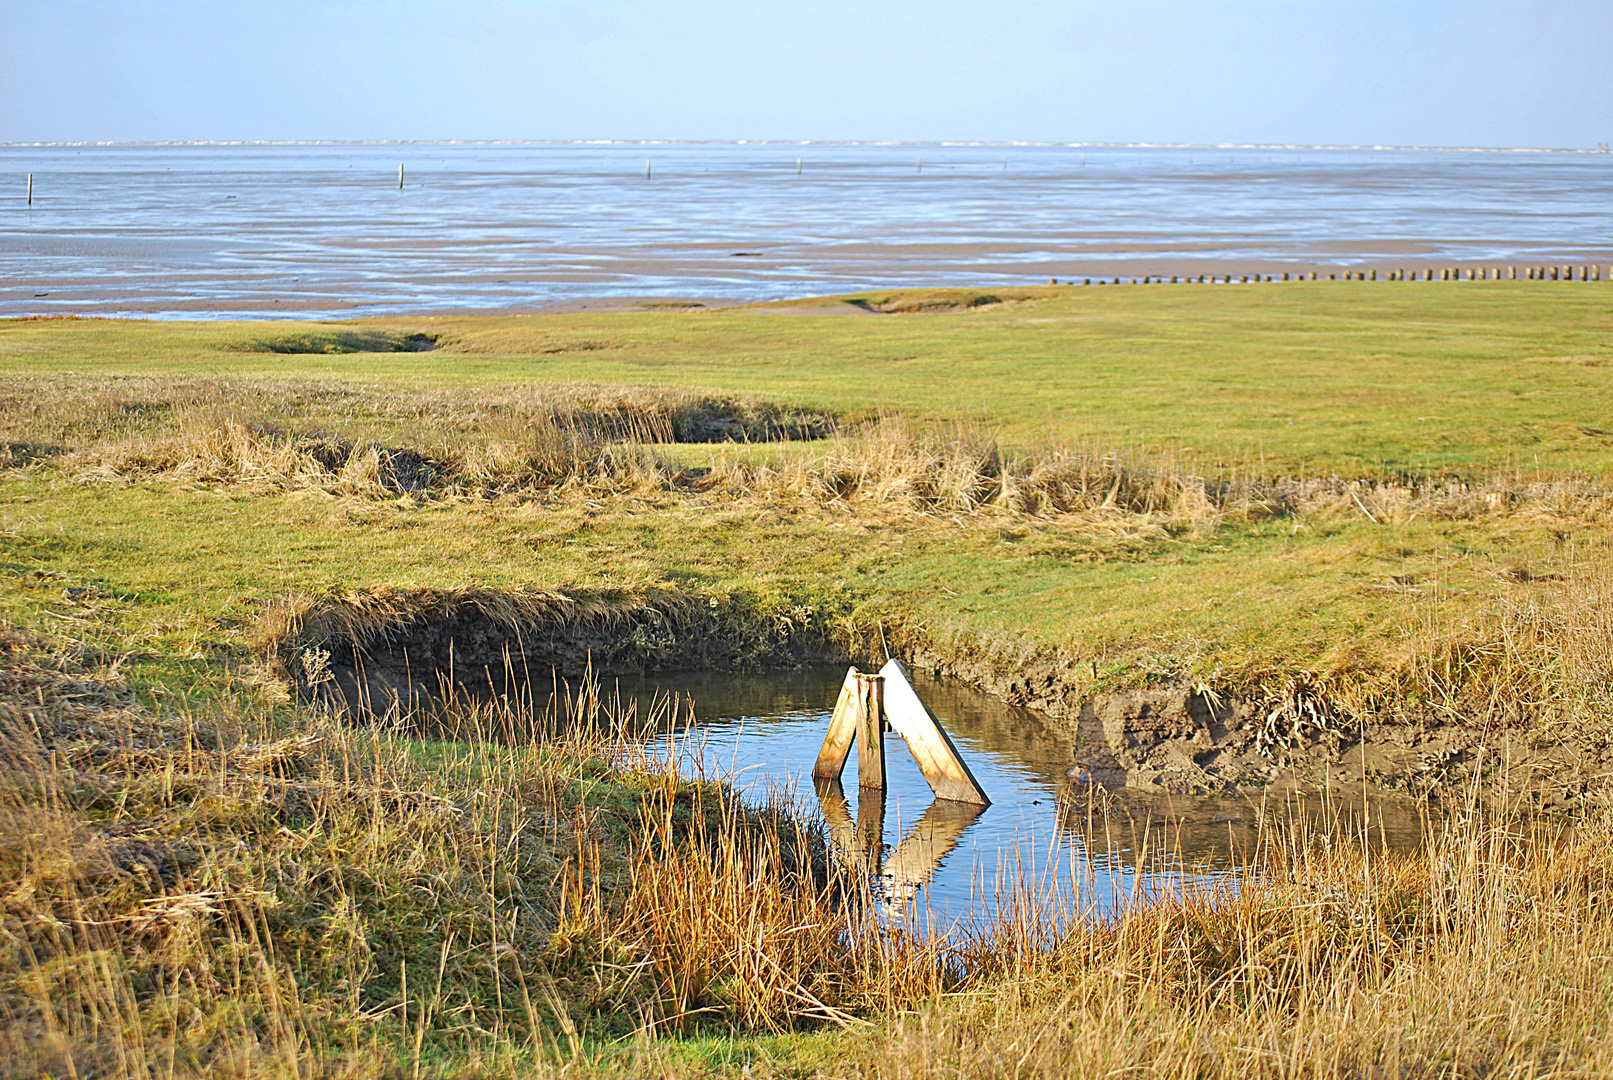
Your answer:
(600, 667), (1426, 929)
(4, 142), (1610, 319)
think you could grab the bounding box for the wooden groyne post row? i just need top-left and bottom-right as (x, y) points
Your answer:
(812, 659), (990, 805)
(1074, 264), (1606, 286)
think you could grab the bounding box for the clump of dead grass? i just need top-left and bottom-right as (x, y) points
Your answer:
(832, 799), (1612, 1080)
(0, 374), (836, 469)
(1390, 550), (1613, 747)
(9, 376), (1612, 533)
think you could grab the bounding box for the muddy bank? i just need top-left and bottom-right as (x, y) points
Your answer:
(262, 586), (1605, 810)
(261, 585), (849, 716)
(903, 635), (1608, 812)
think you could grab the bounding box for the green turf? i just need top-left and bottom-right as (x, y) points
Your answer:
(3, 284), (1608, 1076)
(6, 282), (1612, 476)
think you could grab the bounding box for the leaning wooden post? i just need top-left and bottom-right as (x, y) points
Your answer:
(812, 667), (860, 780)
(879, 659), (990, 805)
(853, 673), (885, 789)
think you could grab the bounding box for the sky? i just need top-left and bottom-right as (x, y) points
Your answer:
(2, 0), (1609, 148)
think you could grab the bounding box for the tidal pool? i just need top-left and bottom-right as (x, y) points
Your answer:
(595, 667), (1428, 929)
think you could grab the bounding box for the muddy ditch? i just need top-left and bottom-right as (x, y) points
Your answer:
(261, 585), (1602, 811)
(232, 329), (440, 354)
(262, 585), (848, 719)
(903, 635), (1607, 813)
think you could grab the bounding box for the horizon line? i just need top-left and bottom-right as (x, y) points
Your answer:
(1, 138), (1607, 155)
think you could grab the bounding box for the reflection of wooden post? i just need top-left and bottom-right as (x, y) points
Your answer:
(854, 784), (885, 874)
(880, 798), (985, 912)
(854, 673), (885, 789)
(814, 777), (859, 864)
(812, 668), (860, 780)
(815, 777), (887, 877)
(879, 659), (990, 805)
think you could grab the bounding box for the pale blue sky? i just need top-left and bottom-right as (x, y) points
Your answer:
(2, 0), (1608, 147)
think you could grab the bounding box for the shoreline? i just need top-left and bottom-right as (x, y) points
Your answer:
(4, 262), (1609, 322)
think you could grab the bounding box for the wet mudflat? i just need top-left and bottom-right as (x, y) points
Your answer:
(6, 142), (1611, 317)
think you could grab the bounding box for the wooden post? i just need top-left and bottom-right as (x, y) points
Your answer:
(646, 160), (652, 179)
(812, 668), (860, 780)
(1510, 266), (1516, 279)
(398, 164), (403, 189)
(878, 659), (990, 805)
(797, 157), (802, 176)
(854, 673), (885, 789)
(26, 173), (31, 205)
(917, 156), (922, 172)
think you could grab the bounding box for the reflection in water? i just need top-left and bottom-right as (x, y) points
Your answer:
(600, 666), (1429, 926)
(815, 778), (985, 918)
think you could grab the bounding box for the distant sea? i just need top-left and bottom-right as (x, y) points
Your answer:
(2, 142), (1610, 319)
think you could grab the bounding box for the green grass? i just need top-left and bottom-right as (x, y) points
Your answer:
(0, 431), (1586, 730)
(6, 284), (1613, 1076)
(3, 283), (1608, 706)
(5, 281), (1612, 475)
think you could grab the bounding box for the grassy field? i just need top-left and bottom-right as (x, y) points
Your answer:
(6, 281), (1613, 473)
(4, 281), (1613, 1076)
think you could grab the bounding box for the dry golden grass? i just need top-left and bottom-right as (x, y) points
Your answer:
(9, 375), (1611, 535)
(1388, 550), (1613, 748)
(804, 802), (1613, 1080)
(0, 621), (935, 1077)
(5, 612), (1613, 1078)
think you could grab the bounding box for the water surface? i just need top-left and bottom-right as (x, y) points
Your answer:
(603, 667), (1426, 929)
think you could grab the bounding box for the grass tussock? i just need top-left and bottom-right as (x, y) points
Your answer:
(0, 620), (932, 1078)
(838, 804), (1613, 1079)
(1393, 552), (1613, 746)
(257, 582), (845, 688)
(7, 376), (1609, 530)
(717, 417), (1613, 531)
(0, 374), (836, 474)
